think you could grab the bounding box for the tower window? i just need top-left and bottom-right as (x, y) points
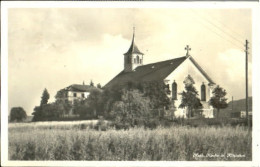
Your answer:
(201, 83), (206, 101)
(172, 81), (177, 100)
(136, 55), (140, 64)
(140, 59), (142, 64)
(134, 58), (136, 63)
(128, 56), (131, 63)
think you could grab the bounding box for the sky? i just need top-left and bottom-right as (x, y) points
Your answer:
(8, 8), (252, 115)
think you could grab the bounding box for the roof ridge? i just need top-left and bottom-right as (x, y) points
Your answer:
(137, 56), (187, 67)
(139, 56), (187, 79)
(103, 71), (125, 88)
(189, 56), (215, 84)
(72, 84), (90, 86)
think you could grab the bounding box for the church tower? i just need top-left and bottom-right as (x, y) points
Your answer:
(124, 28), (144, 72)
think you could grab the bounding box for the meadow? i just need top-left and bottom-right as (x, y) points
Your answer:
(9, 121), (252, 161)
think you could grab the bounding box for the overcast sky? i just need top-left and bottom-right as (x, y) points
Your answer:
(8, 8), (252, 115)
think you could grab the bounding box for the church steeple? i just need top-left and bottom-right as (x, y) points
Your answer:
(124, 27), (143, 56)
(124, 27), (144, 72)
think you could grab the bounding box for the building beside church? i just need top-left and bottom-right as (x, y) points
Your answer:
(57, 83), (99, 104)
(104, 30), (216, 118)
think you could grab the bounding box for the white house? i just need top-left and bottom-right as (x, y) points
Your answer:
(58, 83), (99, 104)
(104, 30), (217, 118)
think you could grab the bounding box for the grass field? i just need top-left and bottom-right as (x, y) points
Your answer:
(9, 121), (252, 161)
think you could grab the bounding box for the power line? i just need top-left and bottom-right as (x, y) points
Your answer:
(202, 10), (245, 40)
(191, 9), (244, 44)
(190, 9), (244, 46)
(189, 10), (244, 49)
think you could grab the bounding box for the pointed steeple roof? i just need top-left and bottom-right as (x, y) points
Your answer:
(124, 28), (144, 55)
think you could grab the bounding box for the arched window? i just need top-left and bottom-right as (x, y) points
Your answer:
(172, 81), (177, 100)
(136, 55), (140, 64)
(201, 83), (206, 101)
(134, 58), (136, 63)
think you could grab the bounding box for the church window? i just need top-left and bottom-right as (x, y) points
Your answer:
(136, 55), (140, 64)
(172, 81), (177, 100)
(201, 83), (206, 101)
(134, 58), (136, 63)
(166, 84), (170, 95)
(140, 59), (142, 64)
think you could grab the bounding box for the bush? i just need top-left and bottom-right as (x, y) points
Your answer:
(171, 117), (251, 127)
(110, 90), (158, 129)
(10, 107), (27, 122)
(32, 103), (59, 121)
(95, 117), (109, 131)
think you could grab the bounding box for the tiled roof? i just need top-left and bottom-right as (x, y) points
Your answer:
(104, 56), (215, 88)
(65, 84), (98, 92)
(104, 56), (187, 88)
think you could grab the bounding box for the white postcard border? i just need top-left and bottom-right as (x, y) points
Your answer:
(1, 1), (259, 166)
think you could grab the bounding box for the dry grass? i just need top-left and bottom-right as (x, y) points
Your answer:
(9, 122), (252, 161)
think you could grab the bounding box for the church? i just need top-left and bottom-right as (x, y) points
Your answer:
(104, 30), (216, 118)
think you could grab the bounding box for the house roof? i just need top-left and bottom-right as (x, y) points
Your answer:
(124, 33), (144, 55)
(104, 56), (215, 88)
(65, 84), (98, 92)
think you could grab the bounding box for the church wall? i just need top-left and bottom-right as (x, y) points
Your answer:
(164, 57), (215, 118)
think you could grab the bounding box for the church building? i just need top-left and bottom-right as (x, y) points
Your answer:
(104, 30), (216, 118)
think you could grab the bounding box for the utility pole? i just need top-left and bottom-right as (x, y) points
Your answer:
(245, 40), (249, 126)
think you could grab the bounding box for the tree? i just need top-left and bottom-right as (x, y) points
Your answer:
(73, 100), (94, 119)
(10, 107), (27, 122)
(97, 83), (102, 89)
(55, 89), (72, 117)
(73, 89), (104, 119)
(40, 88), (50, 106)
(32, 106), (43, 122)
(101, 85), (125, 118)
(141, 81), (171, 110)
(32, 103), (61, 121)
(32, 88), (51, 121)
(179, 76), (202, 118)
(209, 85), (228, 118)
(55, 89), (67, 100)
(90, 80), (94, 87)
(110, 90), (155, 129)
(40, 103), (59, 121)
(86, 89), (103, 117)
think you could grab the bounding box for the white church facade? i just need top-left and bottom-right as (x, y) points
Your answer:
(105, 30), (216, 118)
